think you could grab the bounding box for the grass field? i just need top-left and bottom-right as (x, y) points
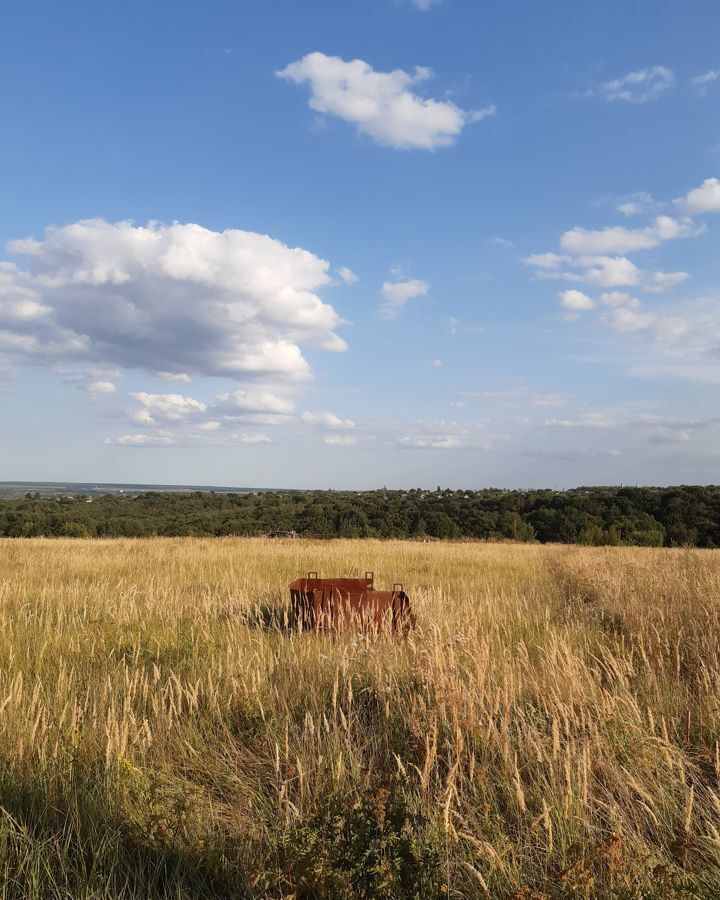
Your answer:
(0, 538), (719, 898)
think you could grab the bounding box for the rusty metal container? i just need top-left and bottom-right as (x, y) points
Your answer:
(289, 571), (415, 633)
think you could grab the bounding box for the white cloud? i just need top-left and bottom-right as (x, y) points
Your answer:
(337, 266), (359, 284)
(522, 176), (720, 381)
(578, 66), (674, 102)
(157, 371), (191, 383)
(1, 219), (346, 386)
(490, 236), (514, 248)
(277, 52), (494, 150)
(130, 392), (207, 423)
(601, 306), (655, 333)
(410, 0), (443, 8)
(324, 434), (357, 446)
(600, 291), (641, 309)
(559, 216), (700, 256)
(593, 295), (720, 381)
(380, 277), (429, 318)
(617, 202), (643, 217)
(645, 270), (690, 293)
(544, 412), (619, 430)
(104, 432), (174, 447)
(616, 192), (656, 217)
(300, 410), (355, 429)
(647, 429), (690, 444)
(524, 185), (698, 293)
(390, 418), (490, 450)
(675, 177), (720, 214)
(524, 253), (645, 288)
(232, 433), (271, 445)
(397, 435), (462, 449)
(87, 380), (117, 395)
(543, 409), (720, 443)
(522, 252), (570, 269)
(690, 70), (719, 95)
(428, 359), (444, 367)
(578, 255), (643, 287)
(216, 388), (295, 416)
(559, 289), (595, 311)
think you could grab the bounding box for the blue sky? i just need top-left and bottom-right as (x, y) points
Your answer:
(1, 0), (719, 489)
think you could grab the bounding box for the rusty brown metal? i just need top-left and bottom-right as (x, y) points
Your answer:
(289, 571), (415, 633)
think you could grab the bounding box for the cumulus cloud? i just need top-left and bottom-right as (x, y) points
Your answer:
(559, 216), (701, 256)
(521, 177), (720, 378)
(337, 266), (359, 284)
(114, 390), (360, 450)
(0, 219), (346, 388)
(523, 183), (704, 293)
(578, 256), (645, 287)
(559, 289), (594, 311)
(130, 392), (207, 424)
(577, 66), (674, 102)
(675, 177), (720, 215)
(215, 388), (295, 416)
(600, 291), (641, 309)
(380, 277), (429, 318)
(324, 434), (357, 446)
(87, 380), (117, 395)
(300, 411), (355, 430)
(277, 52), (494, 150)
(230, 433), (272, 445)
(524, 252), (675, 290)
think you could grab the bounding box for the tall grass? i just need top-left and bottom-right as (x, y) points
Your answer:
(0, 537), (718, 897)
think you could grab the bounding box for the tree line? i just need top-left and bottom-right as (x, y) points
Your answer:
(0, 485), (719, 546)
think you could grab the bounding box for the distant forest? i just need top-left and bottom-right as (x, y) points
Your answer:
(1, 486), (719, 547)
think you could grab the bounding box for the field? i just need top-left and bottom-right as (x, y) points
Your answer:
(0, 539), (719, 898)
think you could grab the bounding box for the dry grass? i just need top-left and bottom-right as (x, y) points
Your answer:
(0, 537), (719, 898)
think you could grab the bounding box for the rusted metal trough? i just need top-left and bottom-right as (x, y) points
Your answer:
(289, 571), (415, 633)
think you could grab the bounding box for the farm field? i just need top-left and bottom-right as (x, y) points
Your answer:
(0, 538), (719, 898)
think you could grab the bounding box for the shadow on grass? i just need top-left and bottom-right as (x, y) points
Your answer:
(0, 779), (253, 900)
(243, 602), (294, 634)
